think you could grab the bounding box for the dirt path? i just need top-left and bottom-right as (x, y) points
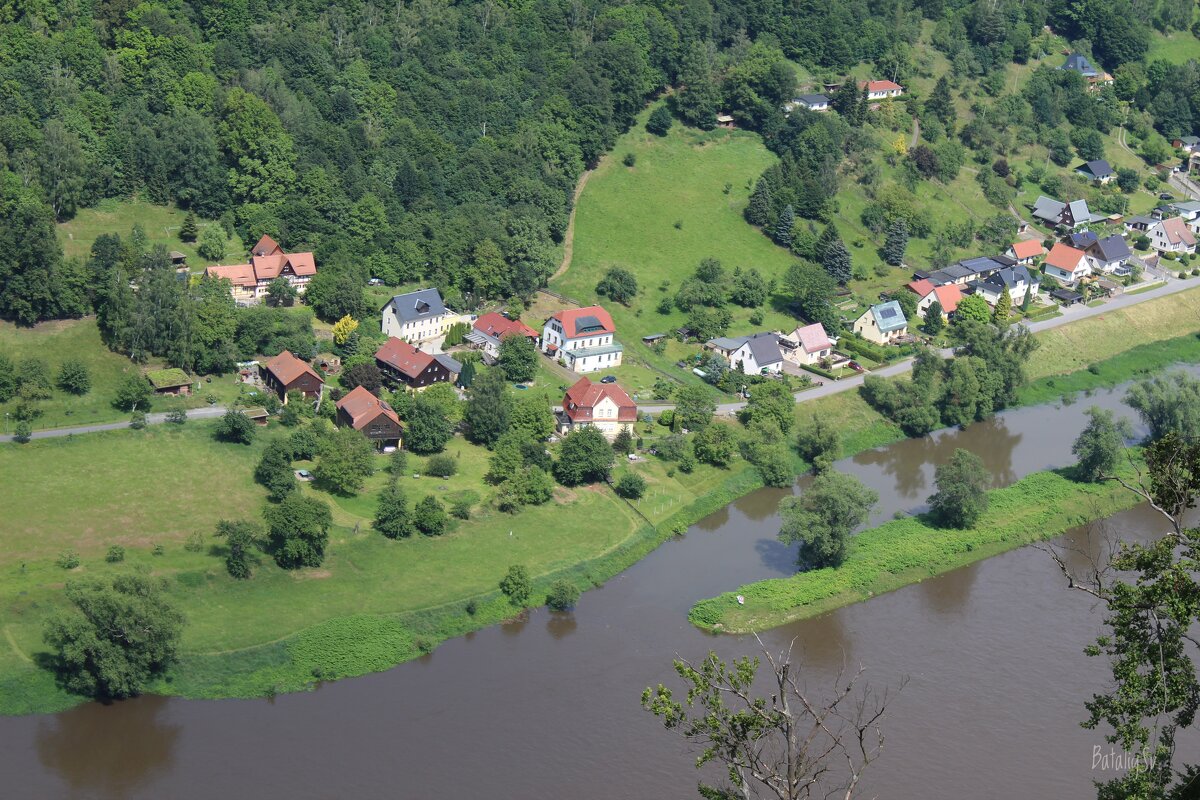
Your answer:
(909, 116), (920, 148)
(550, 163), (599, 282)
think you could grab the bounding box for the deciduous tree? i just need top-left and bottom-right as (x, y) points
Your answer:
(928, 448), (989, 529)
(779, 470), (877, 568)
(264, 494), (332, 568)
(1072, 407), (1133, 482)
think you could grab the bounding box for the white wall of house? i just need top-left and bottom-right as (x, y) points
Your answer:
(1044, 260), (1090, 285)
(729, 342), (781, 374)
(562, 348), (623, 373)
(382, 308), (451, 342)
(1149, 223), (1197, 254)
(854, 311), (906, 345)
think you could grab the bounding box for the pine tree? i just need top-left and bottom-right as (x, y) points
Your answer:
(993, 289), (1012, 324)
(1020, 288), (1031, 312)
(180, 211), (198, 242)
(924, 301), (944, 335)
(745, 178), (773, 227)
(374, 480), (413, 539)
(773, 204), (795, 248)
(882, 219), (909, 266)
(815, 223), (841, 263)
(822, 240), (853, 285)
(927, 76), (956, 130)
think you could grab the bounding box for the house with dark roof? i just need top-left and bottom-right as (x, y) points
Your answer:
(466, 312), (539, 358)
(706, 332), (785, 374)
(853, 301), (907, 345)
(336, 385), (402, 449)
(780, 323), (834, 366)
(1030, 196), (1098, 230)
(789, 94), (830, 112)
(205, 234), (317, 304)
(557, 377), (637, 440)
(541, 305), (623, 374)
(923, 255), (1012, 287)
(261, 350), (324, 402)
(1068, 230), (1099, 250)
(970, 266), (1039, 308)
(1174, 136), (1200, 153)
(381, 288), (456, 343)
(1124, 215), (1158, 233)
(1168, 200), (1200, 223)
(1076, 159), (1114, 184)
(1061, 52), (1112, 87)
(1086, 235), (1133, 276)
(375, 337), (459, 390)
(1043, 243), (1091, 286)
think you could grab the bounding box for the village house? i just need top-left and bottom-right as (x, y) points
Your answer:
(1169, 200), (1200, 228)
(557, 377), (637, 440)
(261, 350), (324, 403)
(466, 312), (539, 358)
(205, 235), (317, 304)
(1042, 242), (1091, 286)
(860, 79), (903, 100)
(1068, 230), (1098, 250)
(375, 337), (461, 390)
(335, 385), (403, 449)
(705, 332), (785, 374)
(145, 368), (192, 396)
(541, 306), (623, 374)
(1031, 196), (1099, 230)
(381, 288), (456, 344)
(1075, 159), (1113, 184)
(1060, 52), (1113, 88)
(1005, 240), (1046, 265)
(853, 301), (907, 345)
(780, 323), (833, 366)
(1174, 136), (1200, 153)
(971, 266), (1039, 308)
(789, 94), (830, 112)
(1124, 214), (1158, 233)
(907, 279), (962, 319)
(918, 255), (1012, 288)
(1148, 217), (1197, 255)
(1085, 234), (1133, 276)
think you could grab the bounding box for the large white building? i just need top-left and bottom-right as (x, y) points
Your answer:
(541, 306), (623, 373)
(381, 288), (455, 343)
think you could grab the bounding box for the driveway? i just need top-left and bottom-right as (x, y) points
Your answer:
(0, 405), (229, 443)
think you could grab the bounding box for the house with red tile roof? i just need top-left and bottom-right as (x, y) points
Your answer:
(557, 377), (637, 440)
(375, 337), (461, 390)
(1005, 240), (1046, 265)
(541, 305), (623, 374)
(860, 79), (903, 100)
(1148, 217), (1197, 255)
(1042, 243), (1091, 286)
(336, 385), (402, 448)
(260, 350), (323, 402)
(206, 235), (317, 304)
(467, 312), (539, 357)
(907, 279), (962, 318)
(780, 323), (833, 366)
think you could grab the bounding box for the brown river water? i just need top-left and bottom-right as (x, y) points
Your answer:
(3, 375), (1196, 799)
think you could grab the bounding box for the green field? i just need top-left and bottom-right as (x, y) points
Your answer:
(1147, 31), (1200, 64)
(58, 198), (244, 268)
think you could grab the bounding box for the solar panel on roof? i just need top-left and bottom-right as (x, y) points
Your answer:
(576, 315), (603, 332)
(879, 307), (897, 318)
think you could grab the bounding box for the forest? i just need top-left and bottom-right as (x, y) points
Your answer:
(0, 0), (1197, 329)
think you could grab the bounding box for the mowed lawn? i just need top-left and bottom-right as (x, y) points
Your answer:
(58, 197), (243, 267)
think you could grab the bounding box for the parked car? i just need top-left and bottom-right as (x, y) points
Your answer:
(1159, 192), (1174, 200)
(600, 375), (617, 384)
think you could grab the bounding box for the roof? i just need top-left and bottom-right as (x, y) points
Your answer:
(1170, 200), (1200, 214)
(205, 248), (316, 287)
(252, 234), (283, 256)
(549, 305), (615, 338)
(795, 323), (832, 354)
(145, 368), (191, 389)
(1180, 136), (1200, 146)
(707, 337), (745, 352)
(1068, 231), (1099, 249)
(1045, 242), (1087, 270)
(708, 332), (783, 366)
(983, 266), (1035, 291)
(1077, 159), (1112, 178)
(1125, 215), (1158, 227)
(374, 337), (434, 379)
(473, 312), (538, 341)
(1088, 235), (1132, 263)
(1067, 199), (1095, 223)
(796, 94), (829, 105)
(1009, 240), (1045, 260)
(1032, 196), (1066, 222)
(336, 385), (400, 430)
(1051, 288), (1083, 301)
(434, 354), (462, 374)
(241, 407), (268, 419)
(932, 284), (963, 313)
(563, 377), (637, 423)
(860, 79), (902, 93)
(1062, 53), (1098, 78)
(907, 278), (936, 298)
(263, 350), (322, 386)
(206, 263), (257, 288)
(385, 288), (447, 324)
(1155, 217), (1198, 246)
(869, 301), (907, 332)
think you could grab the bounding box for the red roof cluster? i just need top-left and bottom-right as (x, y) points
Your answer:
(375, 337), (435, 379)
(562, 377), (637, 423)
(473, 312), (538, 341)
(206, 235), (317, 288)
(1045, 242), (1087, 271)
(336, 385), (400, 430)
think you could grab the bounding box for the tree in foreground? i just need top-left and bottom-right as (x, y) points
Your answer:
(952, 294), (990, 326)
(413, 494), (447, 536)
(992, 289), (1011, 324)
(882, 218), (908, 266)
(646, 104), (673, 136)
(1042, 434), (1200, 799)
(113, 373), (152, 412)
(499, 564), (531, 606)
(197, 225), (226, 261)
(404, 394), (454, 454)
(1072, 407), (1132, 482)
(927, 448), (989, 529)
(923, 300), (944, 335)
(612, 427), (634, 456)
(43, 573), (185, 699)
(779, 470), (877, 569)
(215, 519), (260, 579)
(57, 359), (91, 395)
(215, 408), (256, 444)
(464, 367), (512, 445)
(642, 638), (894, 800)
(822, 239), (853, 285)
(374, 481), (413, 538)
(693, 423), (737, 468)
(264, 494), (332, 568)
(553, 426), (615, 486)
(615, 472), (646, 499)
(1125, 372), (1200, 443)
(266, 276), (297, 307)
(497, 334), (538, 383)
(674, 384), (716, 431)
(795, 413), (840, 472)
(314, 427), (376, 495)
(179, 211), (198, 242)
(254, 440), (296, 501)
(546, 580), (580, 611)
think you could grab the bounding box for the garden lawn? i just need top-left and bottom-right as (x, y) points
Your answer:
(58, 198), (243, 268)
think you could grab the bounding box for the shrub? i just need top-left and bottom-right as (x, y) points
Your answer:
(499, 564), (531, 606)
(413, 495), (448, 536)
(546, 579), (581, 611)
(614, 472), (647, 499)
(152, 544), (165, 556)
(184, 532), (205, 552)
(166, 408), (188, 424)
(425, 454), (458, 478)
(57, 550), (80, 569)
(129, 411), (147, 430)
(622, 153), (636, 167)
(105, 545), (125, 563)
(465, 598), (478, 615)
(13, 420), (32, 443)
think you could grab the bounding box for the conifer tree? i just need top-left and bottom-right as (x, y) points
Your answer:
(882, 219), (908, 266)
(180, 211), (198, 242)
(993, 289), (1012, 324)
(745, 178), (773, 227)
(773, 204), (795, 248)
(822, 239), (853, 285)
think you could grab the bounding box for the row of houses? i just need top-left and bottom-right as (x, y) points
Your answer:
(785, 79), (904, 114)
(705, 322), (835, 374)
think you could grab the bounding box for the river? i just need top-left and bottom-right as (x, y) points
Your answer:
(2, 374), (1191, 799)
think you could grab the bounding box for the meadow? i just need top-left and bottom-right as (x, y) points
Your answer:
(57, 198), (244, 268)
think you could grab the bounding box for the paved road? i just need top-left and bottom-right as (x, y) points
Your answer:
(0, 405), (229, 443)
(642, 275), (1198, 415)
(1169, 170), (1200, 202)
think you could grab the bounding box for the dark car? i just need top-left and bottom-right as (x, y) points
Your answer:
(1159, 192), (1174, 200)
(600, 375), (617, 384)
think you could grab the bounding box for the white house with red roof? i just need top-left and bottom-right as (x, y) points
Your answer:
(467, 312), (539, 358)
(541, 305), (623, 373)
(1148, 217), (1197, 255)
(860, 79), (903, 100)
(1042, 242), (1091, 286)
(907, 279), (962, 319)
(205, 234), (317, 303)
(1005, 240), (1046, 265)
(780, 323), (833, 366)
(557, 377), (637, 440)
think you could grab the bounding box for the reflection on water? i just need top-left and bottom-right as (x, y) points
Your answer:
(545, 612), (577, 640)
(916, 560), (979, 616)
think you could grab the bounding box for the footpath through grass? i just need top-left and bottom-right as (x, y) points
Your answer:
(689, 457), (1145, 633)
